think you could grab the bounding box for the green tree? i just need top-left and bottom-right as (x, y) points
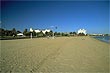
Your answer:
(104, 34), (109, 36)
(73, 32), (77, 35)
(62, 33), (65, 36)
(70, 32), (73, 34)
(17, 30), (21, 34)
(57, 32), (61, 36)
(23, 29), (28, 36)
(45, 31), (50, 36)
(54, 32), (57, 36)
(12, 28), (17, 36)
(45, 30), (53, 37)
(32, 30), (37, 36)
(0, 28), (5, 36)
(36, 31), (44, 37)
(54, 32), (61, 36)
(69, 32), (73, 36)
(78, 33), (85, 36)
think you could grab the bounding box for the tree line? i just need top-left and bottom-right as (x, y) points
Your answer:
(0, 28), (21, 37)
(0, 28), (87, 38)
(23, 29), (53, 37)
(0, 28), (53, 37)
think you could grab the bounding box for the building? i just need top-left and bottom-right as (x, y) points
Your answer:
(30, 28), (51, 34)
(92, 34), (104, 36)
(42, 29), (51, 34)
(17, 33), (23, 36)
(78, 29), (87, 35)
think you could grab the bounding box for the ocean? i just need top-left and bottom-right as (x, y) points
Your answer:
(93, 36), (110, 43)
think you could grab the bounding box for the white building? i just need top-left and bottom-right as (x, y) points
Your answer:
(42, 29), (51, 34)
(17, 33), (23, 36)
(30, 28), (51, 34)
(34, 29), (41, 33)
(78, 29), (87, 35)
(30, 28), (33, 32)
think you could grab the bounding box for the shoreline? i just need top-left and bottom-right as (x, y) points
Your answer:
(90, 36), (109, 44)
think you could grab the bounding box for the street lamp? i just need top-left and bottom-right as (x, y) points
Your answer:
(50, 26), (57, 39)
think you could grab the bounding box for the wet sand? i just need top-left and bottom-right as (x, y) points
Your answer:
(1, 36), (109, 73)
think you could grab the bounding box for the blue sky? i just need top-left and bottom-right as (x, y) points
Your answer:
(1, 1), (109, 34)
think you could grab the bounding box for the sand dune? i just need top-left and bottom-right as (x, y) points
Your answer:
(1, 36), (109, 73)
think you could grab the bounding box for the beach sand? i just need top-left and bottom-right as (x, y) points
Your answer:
(0, 36), (109, 73)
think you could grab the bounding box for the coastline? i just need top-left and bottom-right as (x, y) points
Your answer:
(1, 36), (109, 73)
(91, 36), (110, 44)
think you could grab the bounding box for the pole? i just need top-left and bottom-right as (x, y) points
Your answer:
(31, 32), (32, 39)
(52, 31), (54, 39)
(50, 26), (57, 39)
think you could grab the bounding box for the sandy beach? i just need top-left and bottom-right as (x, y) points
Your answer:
(0, 36), (109, 73)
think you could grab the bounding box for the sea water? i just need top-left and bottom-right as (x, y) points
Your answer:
(93, 36), (110, 43)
